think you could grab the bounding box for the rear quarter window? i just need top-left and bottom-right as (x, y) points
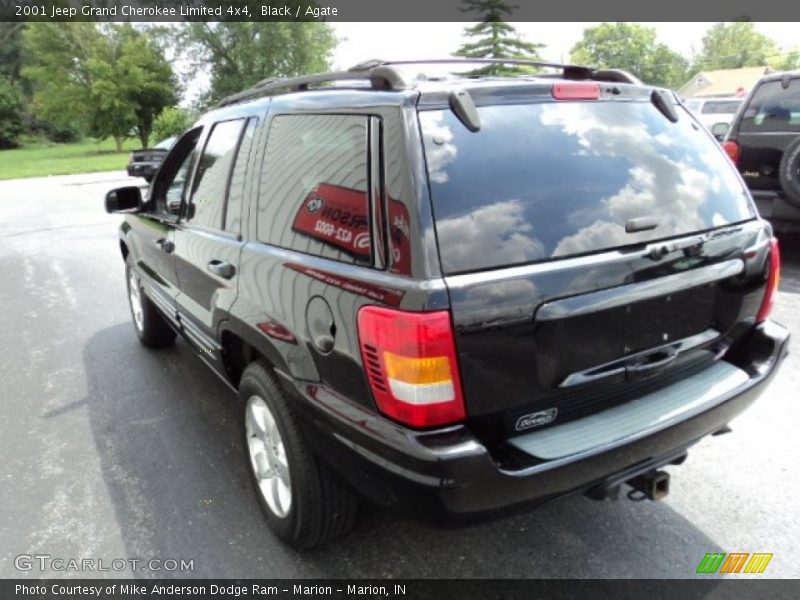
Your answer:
(421, 100), (753, 274)
(256, 114), (371, 265)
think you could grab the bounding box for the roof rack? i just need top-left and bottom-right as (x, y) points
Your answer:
(216, 58), (639, 108)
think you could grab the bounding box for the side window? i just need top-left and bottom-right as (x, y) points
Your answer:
(225, 118), (257, 235)
(256, 114), (371, 265)
(150, 127), (202, 215)
(166, 151), (196, 210)
(188, 119), (245, 230)
(740, 79), (800, 133)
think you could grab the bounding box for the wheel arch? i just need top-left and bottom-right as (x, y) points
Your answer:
(219, 317), (295, 391)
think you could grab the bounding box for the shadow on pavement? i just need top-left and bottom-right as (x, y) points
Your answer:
(81, 323), (728, 579)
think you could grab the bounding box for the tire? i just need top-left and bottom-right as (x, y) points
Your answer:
(778, 137), (800, 209)
(144, 174), (154, 183)
(125, 256), (176, 348)
(240, 360), (358, 549)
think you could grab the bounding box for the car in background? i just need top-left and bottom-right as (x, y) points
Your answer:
(126, 137), (176, 183)
(683, 96), (743, 139)
(719, 71), (800, 231)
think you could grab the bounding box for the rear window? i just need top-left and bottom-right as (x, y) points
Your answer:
(701, 100), (741, 115)
(740, 78), (800, 133)
(420, 101), (753, 274)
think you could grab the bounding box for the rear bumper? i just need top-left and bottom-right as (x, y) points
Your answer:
(126, 163), (159, 178)
(285, 320), (789, 521)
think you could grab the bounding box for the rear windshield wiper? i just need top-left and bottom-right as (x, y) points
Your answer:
(651, 89), (679, 123)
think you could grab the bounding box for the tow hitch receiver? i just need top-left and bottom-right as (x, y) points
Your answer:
(627, 470), (670, 501)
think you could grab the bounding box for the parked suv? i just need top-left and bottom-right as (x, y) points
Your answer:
(683, 96), (743, 138)
(720, 71), (800, 230)
(105, 59), (789, 549)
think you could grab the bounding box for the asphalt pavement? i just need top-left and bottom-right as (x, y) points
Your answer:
(1, 171), (799, 579)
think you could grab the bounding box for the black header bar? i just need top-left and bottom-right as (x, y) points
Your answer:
(2, 0), (800, 22)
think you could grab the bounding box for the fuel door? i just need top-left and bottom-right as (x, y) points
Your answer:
(306, 296), (336, 354)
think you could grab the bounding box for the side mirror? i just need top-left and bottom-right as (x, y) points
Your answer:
(105, 186), (143, 214)
(710, 122), (729, 141)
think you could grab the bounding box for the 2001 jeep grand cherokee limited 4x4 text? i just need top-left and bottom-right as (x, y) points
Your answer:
(105, 59), (789, 549)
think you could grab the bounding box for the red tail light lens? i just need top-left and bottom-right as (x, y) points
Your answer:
(552, 82), (600, 100)
(723, 140), (740, 165)
(756, 238), (780, 323)
(357, 306), (466, 428)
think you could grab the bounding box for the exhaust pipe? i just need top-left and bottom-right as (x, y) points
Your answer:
(627, 470), (670, 501)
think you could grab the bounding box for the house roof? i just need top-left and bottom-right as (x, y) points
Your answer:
(678, 66), (772, 98)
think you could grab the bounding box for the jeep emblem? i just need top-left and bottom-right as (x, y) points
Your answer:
(515, 408), (558, 431)
(306, 196), (324, 214)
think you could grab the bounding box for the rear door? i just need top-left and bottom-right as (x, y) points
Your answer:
(173, 118), (258, 365)
(419, 90), (769, 438)
(737, 77), (800, 193)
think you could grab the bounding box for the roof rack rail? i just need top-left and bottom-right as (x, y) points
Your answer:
(215, 58), (639, 108)
(216, 64), (405, 107)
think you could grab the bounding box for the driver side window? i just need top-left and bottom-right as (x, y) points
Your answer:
(150, 127), (202, 216)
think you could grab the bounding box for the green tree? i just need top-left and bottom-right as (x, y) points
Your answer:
(180, 21), (336, 106)
(570, 23), (688, 89)
(454, 0), (544, 76)
(23, 23), (178, 150)
(0, 23), (26, 87)
(153, 106), (195, 142)
(776, 49), (800, 71)
(692, 22), (778, 73)
(22, 23), (98, 137)
(0, 75), (24, 148)
(116, 26), (178, 148)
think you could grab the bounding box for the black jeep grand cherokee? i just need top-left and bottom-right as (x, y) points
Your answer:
(106, 59), (789, 549)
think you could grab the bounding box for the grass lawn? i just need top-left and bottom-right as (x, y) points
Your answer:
(0, 138), (141, 181)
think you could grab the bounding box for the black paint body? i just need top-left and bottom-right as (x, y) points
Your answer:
(113, 79), (790, 518)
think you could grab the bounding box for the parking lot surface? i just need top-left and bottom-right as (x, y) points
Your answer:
(1, 172), (799, 578)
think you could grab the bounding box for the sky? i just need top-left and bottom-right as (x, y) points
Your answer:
(330, 22), (800, 69)
(182, 22), (800, 105)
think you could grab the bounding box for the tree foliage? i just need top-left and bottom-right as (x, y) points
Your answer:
(692, 22), (778, 73)
(570, 23), (688, 89)
(0, 23), (26, 87)
(153, 106), (195, 142)
(454, 0), (544, 76)
(23, 23), (97, 137)
(23, 23), (177, 150)
(180, 21), (336, 106)
(115, 26), (178, 148)
(0, 75), (24, 149)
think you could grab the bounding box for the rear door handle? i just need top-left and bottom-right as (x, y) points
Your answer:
(207, 260), (236, 279)
(154, 238), (174, 254)
(626, 347), (679, 378)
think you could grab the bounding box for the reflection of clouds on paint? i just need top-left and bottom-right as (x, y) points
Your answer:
(420, 112), (457, 184)
(436, 200), (545, 272)
(456, 278), (539, 327)
(541, 104), (750, 257)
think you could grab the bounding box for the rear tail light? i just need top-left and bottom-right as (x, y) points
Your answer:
(357, 306), (466, 428)
(723, 140), (740, 165)
(756, 238), (780, 323)
(552, 82), (600, 100)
